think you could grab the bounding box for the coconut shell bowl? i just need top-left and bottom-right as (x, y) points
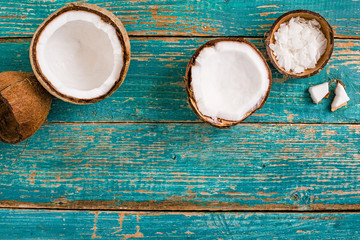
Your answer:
(265, 10), (334, 78)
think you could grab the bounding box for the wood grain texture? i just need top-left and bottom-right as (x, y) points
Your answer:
(0, 38), (359, 123)
(0, 123), (359, 211)
(0, 0), (359, 38)
(0, 1), (359, 237)
(1, 210), (360, 239)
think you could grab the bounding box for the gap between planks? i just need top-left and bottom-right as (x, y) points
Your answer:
(0, 35), (359, 42)
(1, 206), (360, 214)
(43, 121), (360, 126)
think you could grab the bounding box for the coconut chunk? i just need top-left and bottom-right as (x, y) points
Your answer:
(188, 39), (271, 123)
(331, 82), (350, 111)
(308, 82), (329, 104)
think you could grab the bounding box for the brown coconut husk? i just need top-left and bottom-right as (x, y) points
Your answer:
(0, 71), (52, 143)
(30, 3), (131, 104)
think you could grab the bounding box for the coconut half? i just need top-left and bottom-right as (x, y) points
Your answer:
(30, 3), (130, 104)
(185, 38), (272, 128)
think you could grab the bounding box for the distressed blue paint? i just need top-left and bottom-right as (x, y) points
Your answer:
(0, 2), (359, 238)
(0, 38), (359, 123)
(0, 0), (359, 37)
(0, 210), (359, 239)
(0, 123), (359, 210)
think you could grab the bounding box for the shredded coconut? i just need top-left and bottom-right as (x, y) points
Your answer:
(269, 17), (327, 74)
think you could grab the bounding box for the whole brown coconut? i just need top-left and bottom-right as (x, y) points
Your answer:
(0, 71), (52, 143)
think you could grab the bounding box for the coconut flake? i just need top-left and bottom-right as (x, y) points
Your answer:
(269, 17), (327, 74)
(191, 41), (270, 121)
(331, 82), (350, 111)
(308, 82), (329, 104)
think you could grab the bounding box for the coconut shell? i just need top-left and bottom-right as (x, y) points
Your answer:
(0, 71), (52, 143)
(30, 3), (131, 104)
(265, 10), (334, 79)
(185, 38), (272, 128)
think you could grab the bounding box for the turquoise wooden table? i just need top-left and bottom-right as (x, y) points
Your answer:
(0, 0), (359, 239)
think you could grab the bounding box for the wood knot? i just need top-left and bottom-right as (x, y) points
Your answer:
(290, 191), (312, 204)
(291, 192), (300, 201)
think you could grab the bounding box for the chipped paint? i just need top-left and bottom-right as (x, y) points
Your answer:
(257, 5), (280, 8)
(260, 11), (280, 16)
(113, 213), (125, 234)
(0, 210), (358, 238)
(91, 211), (102, 239)
(122, 225), (144, 239)
(26, 171), (36, 185)
(0, 2), (359, 235)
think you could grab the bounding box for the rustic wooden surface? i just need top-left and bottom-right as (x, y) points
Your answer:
(1, 123), (360, 211)
(0, 0), (359, 38)
(0, 0), (359, 239)
(1, 210), (360, 239)
(1, 38), (359, 123)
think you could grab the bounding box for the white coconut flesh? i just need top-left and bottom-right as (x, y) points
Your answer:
(308, 82), (329, 104)
(331, 83), (350, 111)
(191, 41), (270, 121)
(36, 11), (123, 99)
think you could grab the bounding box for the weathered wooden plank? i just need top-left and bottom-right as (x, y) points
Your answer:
(1, 210), (360, 239)
(0, 0), (359, 38)
(0, 38), (359, 123)
(0, 123), (359, 211)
